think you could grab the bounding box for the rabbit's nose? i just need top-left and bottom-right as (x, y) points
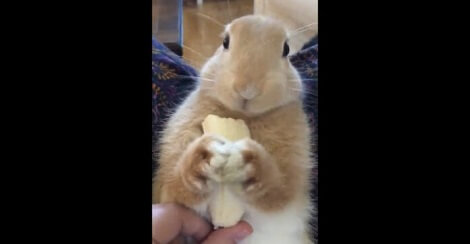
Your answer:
(237, 86), (259, 100)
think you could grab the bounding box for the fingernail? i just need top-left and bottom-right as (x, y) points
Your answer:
(234, 228), (252, 241)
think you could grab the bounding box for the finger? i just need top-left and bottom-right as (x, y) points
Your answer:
(152, 204), (211, 243)
(202, 221), (253, 244)
(178, 205), (212, 241)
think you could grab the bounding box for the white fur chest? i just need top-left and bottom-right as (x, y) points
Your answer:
(192, 194), (313, 244)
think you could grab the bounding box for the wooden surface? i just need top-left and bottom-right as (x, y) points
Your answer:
(153, 0), (316, 69)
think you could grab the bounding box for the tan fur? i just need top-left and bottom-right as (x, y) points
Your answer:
(153, 15), (315, 243)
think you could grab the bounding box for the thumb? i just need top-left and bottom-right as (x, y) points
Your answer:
(202, 221), (253, 244)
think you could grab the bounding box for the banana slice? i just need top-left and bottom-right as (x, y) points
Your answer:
(202, 114), (250, 228)
(202, 114), (250, 141)
(209, 185), (245, 229)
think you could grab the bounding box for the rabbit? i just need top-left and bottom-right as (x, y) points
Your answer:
(153, 15), (315, 244)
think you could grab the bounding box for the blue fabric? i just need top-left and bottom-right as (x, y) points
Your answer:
(290, 41), (318, 142)
(152, 39), (198, 173)
(289, 38), (318, 240)
(152, 37), (318, 240)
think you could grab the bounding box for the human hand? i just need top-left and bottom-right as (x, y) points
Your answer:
(152, 203), (252, 244)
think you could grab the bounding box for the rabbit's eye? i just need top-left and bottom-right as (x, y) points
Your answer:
(282, 41), (290, 57)
(223, 35), (230, 49)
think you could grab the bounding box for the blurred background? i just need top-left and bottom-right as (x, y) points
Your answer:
(153, 0), (317, 70)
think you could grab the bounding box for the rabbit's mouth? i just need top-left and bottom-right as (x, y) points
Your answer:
(241, 99), (248, 110)
(232, 96), (270, 117)
(233, 98), (254, 116)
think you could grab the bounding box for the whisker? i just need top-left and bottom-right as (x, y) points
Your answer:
(292, 22), (317, 33)
(292, 70), (315, 74)
(289, 27), (315, 38)
(291, 89), (316, 96)
(288, 86), (316, 93)
(176, 75), (200, 79)
(177, 75), (216, 82)
(182, 44), (210, 60)
(200, 77), (217, 81)
(195, 12), (226, 28)
(202, 71), (217, 77)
